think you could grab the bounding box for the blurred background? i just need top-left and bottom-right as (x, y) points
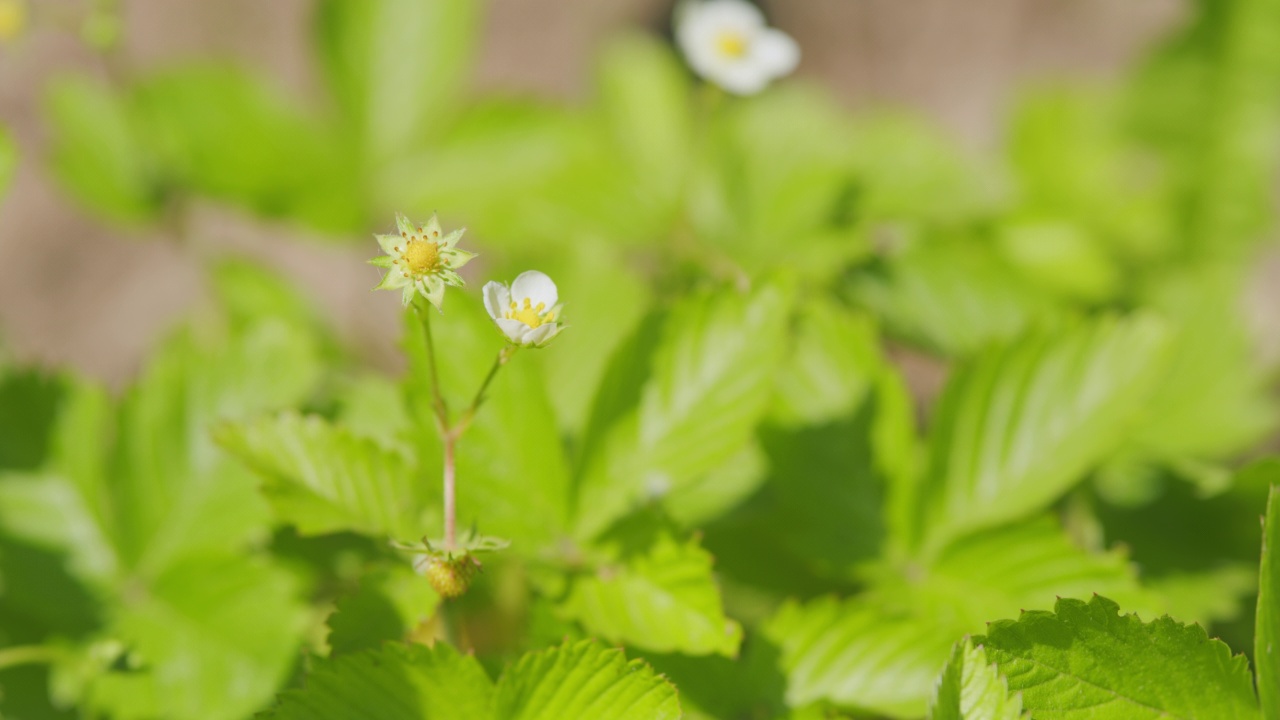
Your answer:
(4, 2), (1280, 718)
(11, 0), (1277, 389)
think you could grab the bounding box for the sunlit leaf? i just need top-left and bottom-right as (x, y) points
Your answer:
(316, 0), (479, 169)
(928, 640), (1026, 720)
(88, 557), (308, 720)
(215, 412), (430, 539)
(979, 595), (1260, 719)
(575, 282), (792, 538)
(913, 315), (1169, 553)
(264, 642), (493, 720)
(767, 517), (1154, 718)
(492, 640), (681, 720)
(563, 533), (742, 657)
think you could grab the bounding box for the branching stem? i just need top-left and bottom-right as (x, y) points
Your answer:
(415, 302), (517, 550)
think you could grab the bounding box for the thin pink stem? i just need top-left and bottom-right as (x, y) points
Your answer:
(443, 436), (457, 549)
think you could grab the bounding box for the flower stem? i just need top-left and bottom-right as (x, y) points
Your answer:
(443, 434), (457, 549)
(453, 345), (517, 437)
(414, 303), (449, 433)
(0, 645), (57, 670)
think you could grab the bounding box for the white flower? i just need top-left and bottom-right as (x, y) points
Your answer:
(483, 271), (565, 348)
(369, 213), (475, 310)
(675, 0), (799, 95)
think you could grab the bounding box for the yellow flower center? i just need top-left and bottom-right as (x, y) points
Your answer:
(506, 298), (555, 329)
(716, 31), (749, 59)
(402, 239), (441, 277)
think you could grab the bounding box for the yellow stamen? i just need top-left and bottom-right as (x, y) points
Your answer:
(716, 31), (748, 59)
(401, 239), (441, 277)
(506, 298), (549, 328)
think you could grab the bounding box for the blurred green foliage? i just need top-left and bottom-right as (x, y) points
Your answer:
(3, 0), (1280, 717)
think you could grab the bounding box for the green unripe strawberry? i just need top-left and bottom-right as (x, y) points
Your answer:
(415, 551), (480, 598)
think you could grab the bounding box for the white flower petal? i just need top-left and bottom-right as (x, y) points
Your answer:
(510, 270), (558, 310)
(751, 28), (799, 77)
(524, 323), (558, 347)
(711, 61), (771, 95)
(685, 0), (764, 36)
(482, 281), (509, 321)
(496, 318), (528, 344)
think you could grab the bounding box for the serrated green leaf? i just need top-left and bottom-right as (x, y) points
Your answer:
(563, 533), (742, 657)
(216, 412), (431, 539)
(914, 315), (1169, 553)
(767, 517), (1154, 718)
(978, 595), (1259, 719)
(493, 640), (681, 720)
(43, 77), (164, 224)
(929, 640), (1026, 720)
(90, 556), (308, 720)
(327, 563), (440, 655)
(1256, 462), (1280, 720)
(575, 282), (792, 538)
(264, 642), (493, 720)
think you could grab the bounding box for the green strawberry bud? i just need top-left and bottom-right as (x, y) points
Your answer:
(415, 551), (481, 599)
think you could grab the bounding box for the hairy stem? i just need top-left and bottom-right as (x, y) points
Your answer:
(443, 435), (457, 549)
(453, 345), (517, 437)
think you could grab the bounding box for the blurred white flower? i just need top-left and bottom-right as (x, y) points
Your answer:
(483, 271), (565, 348)
(675, 0), (799, 95)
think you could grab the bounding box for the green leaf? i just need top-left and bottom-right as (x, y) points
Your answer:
(575, 282), (792, 538)
(643, 634), (788, 720)
(327, 563), (440, 655)
(133, 65), (359, 229)
(264, 642), (494, 720)
(1256, 462), (1280, 720)
(928, 640), (1026, 720)
(597, 35), (693, 215)
(978, 596), (1260, 719)
(44, 77), (163, 223)
(492, 640), (681, 720)
(769, 299), (881, 428)
(215, 413), (432, 539)
(1122, 269), (1277, 467)
(90, 556), (308, 720)
(848, 237), (1064, 357)
(914, 315), (1169, 553)
(0, 369), (67, 472)
(562, 533), (742, 657)
(0, 125), (14, 196)
(1129, 0), (1280, 257)
(767, 517), (1154, 718)
(316, 0), (480, 169)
